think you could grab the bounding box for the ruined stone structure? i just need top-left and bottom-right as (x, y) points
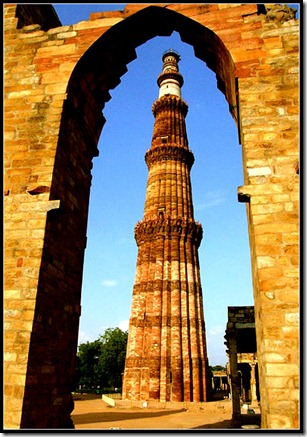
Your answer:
(122, 50), (209, 403)
(225, 306), (259, 427)
(4, 3), (299, 430)
(237, 352), (259, 406)
(212, 370), (229, 394)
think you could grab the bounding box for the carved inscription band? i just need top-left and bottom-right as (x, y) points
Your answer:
(145, 145), (194, 169)
(135, 217), (203, 247)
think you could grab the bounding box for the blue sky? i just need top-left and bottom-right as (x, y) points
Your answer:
(52, 4), (299, 366)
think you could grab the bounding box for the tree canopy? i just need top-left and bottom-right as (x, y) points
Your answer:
(74, 327), (227, 394)
(74, 327), (128, 392)
(209, 365), (227, 372)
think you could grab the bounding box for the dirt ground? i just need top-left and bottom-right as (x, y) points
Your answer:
(71, 394), (235, 431)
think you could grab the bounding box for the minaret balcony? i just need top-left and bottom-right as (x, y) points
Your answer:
(145, 144), (194, 169)
(157, 70), (184, 88)
(152, 95), (188, 116)
(134, 216), (203, 247)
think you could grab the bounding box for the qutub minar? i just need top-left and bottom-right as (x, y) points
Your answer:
(122, 49), (209, 403)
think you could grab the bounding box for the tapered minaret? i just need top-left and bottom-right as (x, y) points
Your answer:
(122, 50), (209, 403)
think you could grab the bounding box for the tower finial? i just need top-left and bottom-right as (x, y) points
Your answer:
(157, 49), (184, 98)
(162, 48), (181, 62)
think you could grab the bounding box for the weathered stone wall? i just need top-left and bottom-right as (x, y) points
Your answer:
(4, 3), (299, 430)
(235, 8), (299, 428)
(228, 306), (255, 325)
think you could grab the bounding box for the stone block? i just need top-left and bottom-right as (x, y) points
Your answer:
(36, 43), (75, 57)
(257, 256), (277, 268)
(266, 363), (298, 377)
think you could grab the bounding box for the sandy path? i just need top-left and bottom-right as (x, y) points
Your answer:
(71, 395), (233, 430)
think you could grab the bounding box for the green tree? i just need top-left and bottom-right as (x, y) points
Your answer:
(97, 327), (128, 389)
(76, 340), (101, 389)
(209, 365), (226, 372)
(75, 328), (128, 392)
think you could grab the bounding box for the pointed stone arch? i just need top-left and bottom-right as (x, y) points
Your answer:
(64, 5), (237, 159)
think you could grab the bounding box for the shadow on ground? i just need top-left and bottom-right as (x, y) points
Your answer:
(192, 414), (261, 430)
(73, 394), (103, 401)
(192, 420), (232, 429)
(241, 414), (261, 427)
(72, 409), (187, 425)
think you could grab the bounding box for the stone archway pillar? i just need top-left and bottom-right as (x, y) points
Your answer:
(250, 361), (257, 406)
(227, 333), (241, 428)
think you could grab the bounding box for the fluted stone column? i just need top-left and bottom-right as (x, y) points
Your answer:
(227, 332), (241, 427)
(122, 50), (209, 403)
(250, 361), (257, 405)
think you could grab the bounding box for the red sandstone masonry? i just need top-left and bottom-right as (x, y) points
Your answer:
(122, 51), (208, 403)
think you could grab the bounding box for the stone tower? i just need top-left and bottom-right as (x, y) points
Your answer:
(122, 49), (209, 403)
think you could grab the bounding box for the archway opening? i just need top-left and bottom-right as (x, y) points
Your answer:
(34, 6), (256, 411)
(78, 29), (253, 370)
